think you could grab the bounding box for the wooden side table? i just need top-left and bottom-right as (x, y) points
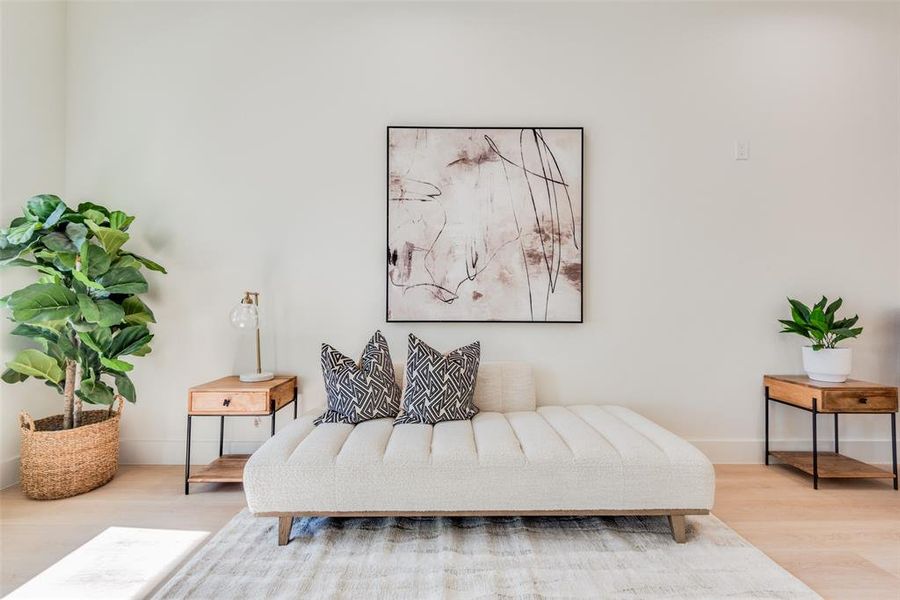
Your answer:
(185, 375), (298, 494)
(764, 375), (898, 489)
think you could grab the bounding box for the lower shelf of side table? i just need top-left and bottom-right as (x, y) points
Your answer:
(769, 451), (896, 479)
(187, 454), (250, 483)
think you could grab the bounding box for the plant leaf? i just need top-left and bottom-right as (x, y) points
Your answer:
(26, 195), (63, 220)
(94, 326), (113, 349)
(1, 368), (28, 383)
(85, 220), (128, 255)
(831, 327), (863, 338)
(95, 299), (125, 327)
(55, 333), (78, 360)
(96, 267), (147, 295)
(80, 243), (112, 278)
(10, 323), (59, 343)
(808, 306), (828, 333)
(123, 252), (167, 274)
(778, 320), (811, 338)
(82, 209), (106, 224)
(833, 315), (859, 329)
(8, 216), (31, 227)
(34, 269), (62, 285)
(44, 340), (67, 365)
(65, 222), (88, 249)
(113, 373), (136, 402)
(778, 319), (803, 329)
(76, 202), (110, 218)
(788, 298), (810, 323)
(6, 221), (39, 245)
(40, 232), (77, 253)
(77, 293), (100, 322)
(43, 379), (64, 393)
(825, 297), (842, 316)
(70, 319), (99, 332)
(4, 258), (38, 268)
(108, 211), (134, 230)
(0, 243), (31, 266)
(42, 202), (67, 229)
(54, 252), (77, 272)
(108, 325), (152, 357)
(72, 268), (104, 290)
(77, 378), (115, 405)
(6, 349), (63, 383)
(77, 330), (106, 354)
(122, 295), (156, 325)
(7, 283), (78, 322)
(112, 255), (142, 270)
(77, 326), (111, 354)
(100, 356), (134, 372)
(130, 344), (151, 357)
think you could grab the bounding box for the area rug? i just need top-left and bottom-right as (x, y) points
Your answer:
(153, 510), (820, 599)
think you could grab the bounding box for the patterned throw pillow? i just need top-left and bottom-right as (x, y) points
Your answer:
(394, 334), (481, 425)
(315, 331), (401, 425)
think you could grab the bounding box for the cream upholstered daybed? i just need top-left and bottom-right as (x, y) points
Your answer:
(243, 362), (715, 545)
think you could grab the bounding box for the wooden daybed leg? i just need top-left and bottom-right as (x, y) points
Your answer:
(668, 515), (686, 543)
(278, 516), (293, 546)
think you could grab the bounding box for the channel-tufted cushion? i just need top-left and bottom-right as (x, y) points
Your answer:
(244, 403), (715, 514)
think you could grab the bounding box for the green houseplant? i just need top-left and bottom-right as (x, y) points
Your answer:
(1, 194), (165, 498)
(779, 296), (862, 383)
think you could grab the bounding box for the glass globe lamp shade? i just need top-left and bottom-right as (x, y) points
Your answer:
(230, 303), (259, 329)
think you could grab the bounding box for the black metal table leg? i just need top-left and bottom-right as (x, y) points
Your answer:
(219, 416), (225, 457)
(764, 386), (770, 465)
(293, 397), (298, 420)
(834, 413), (839, 454)
(891, 412), (897, 491)
(184, 415), (192, 495)
(271, 411), (276, 436)
(812, 398), (818, 489)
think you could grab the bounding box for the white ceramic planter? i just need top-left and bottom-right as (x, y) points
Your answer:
(801, 347), (852, 383)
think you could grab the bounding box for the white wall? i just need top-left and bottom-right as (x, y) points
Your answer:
(0, 1), (68, 488)
(4, 2), (899, 477)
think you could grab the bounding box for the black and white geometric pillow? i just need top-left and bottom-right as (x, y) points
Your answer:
(394, 334), (480, 425)
(314, 331), (402, 425)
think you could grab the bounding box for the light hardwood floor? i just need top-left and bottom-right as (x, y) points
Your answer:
(1, 464), (897, 598)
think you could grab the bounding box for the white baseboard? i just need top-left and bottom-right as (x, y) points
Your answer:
(691, 438), (899, 464)
(4, 438), (896, 490)
(119, 439), (267, 465)
(1, 456), (20, 489)
(121, 437), (900, 466)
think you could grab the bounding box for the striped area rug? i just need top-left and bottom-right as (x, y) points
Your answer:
(154, 509), (820, 599)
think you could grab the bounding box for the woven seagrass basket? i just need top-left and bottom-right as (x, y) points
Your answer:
(18, 398), (123, 500)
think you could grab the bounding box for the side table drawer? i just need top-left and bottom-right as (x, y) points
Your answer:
(271, 380), (296, 411)
(822, 390), (898, 413)
(190, 391), (268, 413)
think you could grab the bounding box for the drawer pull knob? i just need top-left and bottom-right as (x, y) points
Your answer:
(858, 397), (868, 404)
(223, 398), (231, 407)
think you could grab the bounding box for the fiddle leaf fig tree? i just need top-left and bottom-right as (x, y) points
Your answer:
(0, 195), (166, 429)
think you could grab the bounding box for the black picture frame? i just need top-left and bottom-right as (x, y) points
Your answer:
(386, 126), (584, 324)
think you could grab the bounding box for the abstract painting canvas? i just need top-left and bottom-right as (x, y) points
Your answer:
(387, 127), (583, 322)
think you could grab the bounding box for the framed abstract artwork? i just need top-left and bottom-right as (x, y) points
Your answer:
(387, 126), (583, 323)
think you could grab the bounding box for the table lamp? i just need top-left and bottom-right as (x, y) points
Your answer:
(229, 291), (274, 382)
